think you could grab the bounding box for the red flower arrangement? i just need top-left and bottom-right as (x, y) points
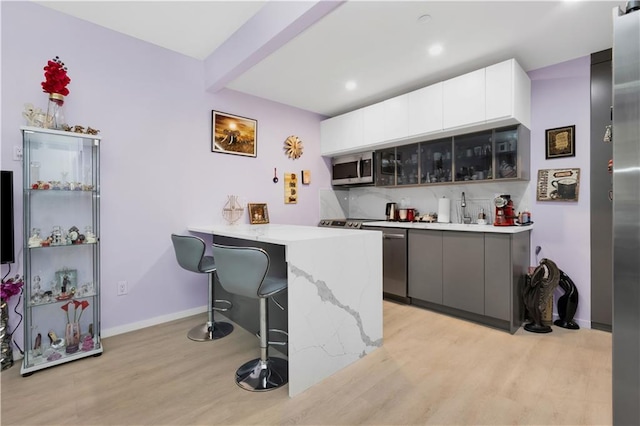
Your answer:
(41, 56), (71, 97)
(1, 275), (24, 301)
(61, 299), (89, 323)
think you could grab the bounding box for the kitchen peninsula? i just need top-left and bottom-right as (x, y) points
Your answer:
(187, 224), (383, 397)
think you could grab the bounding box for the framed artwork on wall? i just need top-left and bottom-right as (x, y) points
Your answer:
(536, 168), (580, 202)
(211, 111), (257, 157)
(248, 203), (269, 224)
(545, 125), (575, 159)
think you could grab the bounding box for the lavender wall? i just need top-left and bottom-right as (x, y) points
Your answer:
(1, 2), (329, 349)
(528, 56), (592, 327)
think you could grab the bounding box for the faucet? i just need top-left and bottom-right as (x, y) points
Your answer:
(461, 192), (472, 224)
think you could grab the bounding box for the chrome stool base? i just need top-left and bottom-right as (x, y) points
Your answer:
(187, 321), (234, 341)
(235, 357), (288, 391)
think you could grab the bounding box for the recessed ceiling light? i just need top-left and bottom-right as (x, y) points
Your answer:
(428, 44), (443, 56)
(417, 14), (432, 23)
(345, 80), (357, 91)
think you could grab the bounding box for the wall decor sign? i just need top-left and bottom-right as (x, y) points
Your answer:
(248, 203), (269, 224)
(284, 173), (298, 204)
(536, 168), (580, 202)
(301, 170), (311, 185)
(545, 125), (575, 159)
(211, 111), (257, 157)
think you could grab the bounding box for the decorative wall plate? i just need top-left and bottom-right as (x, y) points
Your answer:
(284, 135), (303, 159)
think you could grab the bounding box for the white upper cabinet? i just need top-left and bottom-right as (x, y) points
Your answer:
(320, 108), (363, 155)
(486, 59), (531, 129)
(383, 94), (409, 141)
(443, 68), (486, 130)
(320, 58), (531, 156)
(408, 82), (443, 136)
(362, 102), (385, 145)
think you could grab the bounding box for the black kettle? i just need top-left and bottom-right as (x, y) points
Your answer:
(385, 203), (397, 221)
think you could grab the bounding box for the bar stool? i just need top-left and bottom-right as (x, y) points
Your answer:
(212, 243), (288, 392)
(171, 234), (233, 341)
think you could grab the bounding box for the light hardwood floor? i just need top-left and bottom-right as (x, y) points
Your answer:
(1, 301), (612, 425)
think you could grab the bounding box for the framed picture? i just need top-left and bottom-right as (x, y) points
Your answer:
(55, 268), (77, 294)
(536, 168), (580, 202)
(284, 173), (297, 204)
(545, 125), (575, 159)
(248, 203), (269, 224)
(211, 111), (257, 157)
(301, 170), (311, 185)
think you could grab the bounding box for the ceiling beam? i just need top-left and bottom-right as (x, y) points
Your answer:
(204, 0), (345, 93)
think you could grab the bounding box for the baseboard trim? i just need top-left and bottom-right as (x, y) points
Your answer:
(101, 305), (208, 338)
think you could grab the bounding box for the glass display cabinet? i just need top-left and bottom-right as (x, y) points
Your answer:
(374, 124), (529, 187)
(20, 126), (102, 376)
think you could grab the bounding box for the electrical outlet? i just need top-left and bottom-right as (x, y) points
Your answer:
(13, 146), (23, 161)
(117, 281), (128, 296)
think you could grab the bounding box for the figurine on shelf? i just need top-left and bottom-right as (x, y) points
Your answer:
(85, 127), (100, 135)
(85, 226), (96, 244)
(28, 228), (42, 248)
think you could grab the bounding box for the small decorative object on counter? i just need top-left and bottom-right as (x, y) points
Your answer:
(222, 195), (244, 225)
(41, 56), (71, 130)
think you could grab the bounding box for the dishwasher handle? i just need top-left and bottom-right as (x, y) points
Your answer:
(383, 234), (405, 239)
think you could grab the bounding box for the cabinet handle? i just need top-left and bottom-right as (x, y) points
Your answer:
(383, 234), (405, 239)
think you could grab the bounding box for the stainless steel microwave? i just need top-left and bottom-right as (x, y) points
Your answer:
(331, 152), (374, 186)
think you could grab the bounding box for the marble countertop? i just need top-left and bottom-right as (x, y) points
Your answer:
(188, 223), (380, 245)
(363, 221), (533, 234)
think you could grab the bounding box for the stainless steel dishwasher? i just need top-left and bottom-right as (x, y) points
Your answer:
(365, 226), (409, 303)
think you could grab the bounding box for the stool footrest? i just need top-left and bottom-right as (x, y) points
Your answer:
(213, 299), (232, 312)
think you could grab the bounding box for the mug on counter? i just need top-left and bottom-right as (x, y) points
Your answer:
(551, 178), (578, 199)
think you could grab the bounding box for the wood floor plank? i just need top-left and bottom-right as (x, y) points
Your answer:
(1, 301), (612, 425)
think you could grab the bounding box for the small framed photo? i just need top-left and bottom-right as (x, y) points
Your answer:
(211, 111), (257, 157)
(302, 170), (311, 185)
(248, 203), (269, 224)
(55, 269), (77, 294)
(545, 125), (575, 159)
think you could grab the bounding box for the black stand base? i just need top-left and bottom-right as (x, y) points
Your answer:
(554, 319), (580, 330)
(524, 322), (553, 333)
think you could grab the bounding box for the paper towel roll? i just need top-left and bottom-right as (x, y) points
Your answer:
(437, 197), (451, 223)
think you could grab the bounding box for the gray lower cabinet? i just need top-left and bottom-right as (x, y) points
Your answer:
(484, 234), (512, 320)
(408, 230), (443, 303)
(442, 232), (485, 315)
(408, 228), (530, 333)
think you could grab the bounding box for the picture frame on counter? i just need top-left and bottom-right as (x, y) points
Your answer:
(211, 110), (257, 157)
(545, 125), (575, 159)
(536, 168), (580, 202)
(248, 203), (269, 224)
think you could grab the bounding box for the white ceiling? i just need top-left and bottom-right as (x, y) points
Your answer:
(36, 0), (625, 117)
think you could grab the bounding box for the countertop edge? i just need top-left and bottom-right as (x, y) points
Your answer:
(363, 221), (533, 234)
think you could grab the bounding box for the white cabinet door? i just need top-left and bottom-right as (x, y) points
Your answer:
(443, 68), (486, 130)
(320, 109), (364, 155)
(486, 60), (513, 123)
(383, 94), (409, 141)
(408, 82), (443, 136)
(362, 102), (385, 145)
(486, 59), (531, 128)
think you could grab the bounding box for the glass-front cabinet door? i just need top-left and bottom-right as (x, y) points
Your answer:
(420, 138), (452, 184)
(376, 148), (396, 186)
(396, 144), (419, 186)
(21, 126), (102, 376)
(494, 126), (519, 179)
(453, 130), (493, 182)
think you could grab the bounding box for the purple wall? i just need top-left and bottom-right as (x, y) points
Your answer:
(1, 2), (328, 346)
(528, 56), (592, 327)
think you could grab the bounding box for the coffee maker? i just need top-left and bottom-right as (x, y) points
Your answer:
(493, 195), (515, 226)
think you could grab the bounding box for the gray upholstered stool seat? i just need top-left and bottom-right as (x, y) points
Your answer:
(171, 234), (233, 341)
(212, 243), (288, 392)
